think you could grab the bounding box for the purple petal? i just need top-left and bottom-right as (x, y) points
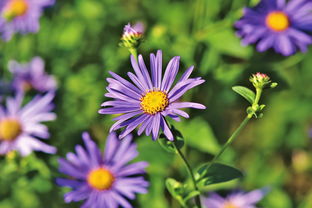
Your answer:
(152, 113), (161, 140)
(161, 56), (180, 92)
(109, 111), (142, 132)
(160, 116), (174, 141)
(109, 71), (143, 94)
(130, 55), (150, 90)
(170, 102), (206, 109)
(179, 66), (194, 82)
(138, 55), (153, 89)
(119, 114), (148, 138)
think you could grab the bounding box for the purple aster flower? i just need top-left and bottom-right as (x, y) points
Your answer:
(235, 0), (312, 56)
(203, 189), (268, 208)
(9, 57), (57, 93)
(0, 0), (55, 41)
(98, 50), (206, 141)
(56, 132), (149, 208)
(0, 92), (56, 156)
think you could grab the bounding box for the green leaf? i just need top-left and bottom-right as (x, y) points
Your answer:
(232, 86), (256, 104)
(184, 190), (200, 202)
(165, 178), (186, 207)
(165, 178), (200, 207)
(158, 125), (184, 154)
(195, 163), (243, 187)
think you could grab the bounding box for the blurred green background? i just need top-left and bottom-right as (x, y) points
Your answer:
(0, 0), (312, 207)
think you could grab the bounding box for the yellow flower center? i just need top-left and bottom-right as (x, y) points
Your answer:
(3, 0), (28, 20)
(140, 90), (169, 115)
(22, 81), (32, 92)
(87, 168), (115, 191)
(223, 202), (238, 208)
(0, 119), (22, 141)
(266, 11), (289, 32)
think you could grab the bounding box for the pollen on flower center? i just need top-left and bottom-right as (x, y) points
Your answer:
(3, 0), (28, 19)
(223, 202), (238, 208)
(0, 118), (22, 141)
(22, 81), (32, 91)
(140, 90), (169, 115)
(87, 168), (115, 191)
(266, 11), (289, 32)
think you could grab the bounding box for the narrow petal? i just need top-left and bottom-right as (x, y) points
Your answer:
(119, 114), (148, 138)
(160, 116), (174, 141)
(179, 66), (194, 82)
(169, 79), (205, 102)
(170, 102), (206, 109)
(130, 55), (149, 90)
(138, 55), (153, 89)
(161, 56), (180, 92)
(152, 113), (161, 140)
(109, 71), (143, 94)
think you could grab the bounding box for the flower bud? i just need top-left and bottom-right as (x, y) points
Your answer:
(249, 72), (271, 89)
(120, 22), (144, 49)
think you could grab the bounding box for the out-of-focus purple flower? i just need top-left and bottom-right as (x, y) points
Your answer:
(0, 92), (56, 156)
(56, 132), (149, 208)
(98, 50), (206, 141)
(0, 0), (55, 41)
(235, 0), (312, 56)
(120, 22), (145, 49)
(9, 57), (57, 93)
(203, 189), (268, 208)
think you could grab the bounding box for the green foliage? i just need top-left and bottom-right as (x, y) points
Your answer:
(166, 178), (200, 207)
(232, 86), (256, 104)
(195, 163), (243, 188)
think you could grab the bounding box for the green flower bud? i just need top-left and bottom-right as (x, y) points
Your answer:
(249, 72), (271, 89)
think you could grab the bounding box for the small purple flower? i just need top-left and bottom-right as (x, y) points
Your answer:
(120, 22), (145, 49)
(57, 132), (149, 208)
(235, 0), (312, 56)
(0, 92), (56, 156)
(98, 50), (206, 141)
(9, 57), (57, 93)
(0, 0), (55, 41)
(203, 189), (267, 208)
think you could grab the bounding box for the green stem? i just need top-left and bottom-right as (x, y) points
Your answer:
(254, 88), (262, 105)
(129, 48), (138, 62)
(174, 143), (202, 208)
(206, 116), (251, 170)
(206, 86), (263, 170)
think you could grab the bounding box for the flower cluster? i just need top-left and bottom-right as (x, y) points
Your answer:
(0, 55), (57, 157)
(0, 0), (306, 206)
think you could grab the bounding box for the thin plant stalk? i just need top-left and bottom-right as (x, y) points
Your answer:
(174, 143), (202, 208)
